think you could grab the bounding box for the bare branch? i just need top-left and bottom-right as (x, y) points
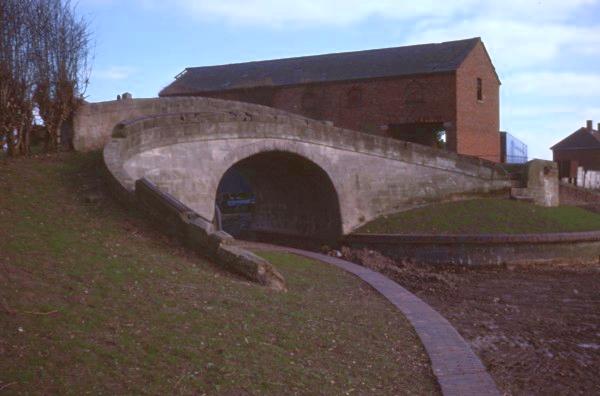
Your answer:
(0, 0), (91, 155)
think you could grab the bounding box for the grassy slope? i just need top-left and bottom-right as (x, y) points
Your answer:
(0, 152), (437, 395)
(356, 198), (600, 235)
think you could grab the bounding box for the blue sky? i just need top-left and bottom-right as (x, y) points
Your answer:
(79, 0), (600, 160)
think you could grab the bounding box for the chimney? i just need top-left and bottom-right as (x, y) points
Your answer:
(586, 120), (593, 131)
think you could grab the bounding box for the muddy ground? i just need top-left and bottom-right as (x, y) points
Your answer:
(342, 248), (600, 396)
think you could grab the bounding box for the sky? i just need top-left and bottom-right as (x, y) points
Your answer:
(79, 0), (600, 160)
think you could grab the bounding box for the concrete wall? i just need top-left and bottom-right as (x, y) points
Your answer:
(102, 99), (511, 238)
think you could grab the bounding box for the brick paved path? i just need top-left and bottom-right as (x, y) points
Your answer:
(246, 243), (500, 396)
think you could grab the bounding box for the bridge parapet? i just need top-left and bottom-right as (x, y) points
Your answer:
(107, 108), (508, 183)
(103, 99), (512, 236)
(75, 96), (323, 151)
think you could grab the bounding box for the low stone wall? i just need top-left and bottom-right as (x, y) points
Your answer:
(560, 183), (600, 214)
(109, 175), (286, 291)
(343, 232), (600, 266)
(560, 183), (600, 205)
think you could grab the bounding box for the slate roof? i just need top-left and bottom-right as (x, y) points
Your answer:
(551, 128), (600, 150)
(160, 37), (485, 96)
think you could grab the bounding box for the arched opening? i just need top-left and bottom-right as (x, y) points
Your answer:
(215, 151), (342, 247)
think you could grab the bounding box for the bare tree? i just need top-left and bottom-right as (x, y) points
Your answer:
(32, 0), (90, 150)
(0, 0), (90, 156)
(0, 0), (36, 156)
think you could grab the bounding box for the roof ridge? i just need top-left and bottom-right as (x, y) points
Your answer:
(551, 127), (600, 150)
(185, 37), (481, 71)
(160, 37), (484, 96)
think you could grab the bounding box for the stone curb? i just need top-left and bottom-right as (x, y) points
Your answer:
(346, 231), (600, 244)
(343, 232), (600, 266)
(248, 243), (501, 396)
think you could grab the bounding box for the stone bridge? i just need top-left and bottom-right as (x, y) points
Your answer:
(86, 97), (511, 243)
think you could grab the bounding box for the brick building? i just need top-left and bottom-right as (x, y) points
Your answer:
(551, 120), (600, 179)
(160, 37), (501, 162)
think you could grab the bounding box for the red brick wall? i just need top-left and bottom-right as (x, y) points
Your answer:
(455, 41), (501, 162)
(559, 183), (600, 205)
(553, 149), (600, 171)
(202, 73), (458, 147)
(200, 43), (501, 162)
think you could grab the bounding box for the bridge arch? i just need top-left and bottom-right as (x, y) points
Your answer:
(215, 149), (343, 245)
(103, 100), (511, 241)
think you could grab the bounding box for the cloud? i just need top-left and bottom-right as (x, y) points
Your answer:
(165, 0), (596, 27)
(84, 1), (600, 72)
(171, 0), (471, 27)
(165, 1), (600, 74)
(503, 105), (579, 118)
(94, 66), (136, 80)
(405, 19), (600, 72)
(504, 72), (600, 97)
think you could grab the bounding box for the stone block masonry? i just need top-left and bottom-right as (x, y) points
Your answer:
(98, 96), (512, 285)
(510, 160), (559, 207)
(133, 177), (286, 291)
(101, 98), (511, 237)
(73, 96), (301, 152)
(343, 232), (600, 266)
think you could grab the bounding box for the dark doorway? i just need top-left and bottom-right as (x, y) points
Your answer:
(387, 122), (447, 149)
(215, 151), (342, 247)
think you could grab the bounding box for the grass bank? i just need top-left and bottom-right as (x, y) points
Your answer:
(356, 198), (600, 235)
(0, 152), (437, 394)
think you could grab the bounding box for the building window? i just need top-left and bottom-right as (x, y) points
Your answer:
(477, 78), (483, 101)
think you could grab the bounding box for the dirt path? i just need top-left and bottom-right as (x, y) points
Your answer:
(343, 248), (600, 395)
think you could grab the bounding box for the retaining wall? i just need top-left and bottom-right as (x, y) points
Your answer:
(560, 183), (600, 205)
(560, 183), (600, 214)
(343, 232), (600, 266)
(109, 173), (286, 291)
